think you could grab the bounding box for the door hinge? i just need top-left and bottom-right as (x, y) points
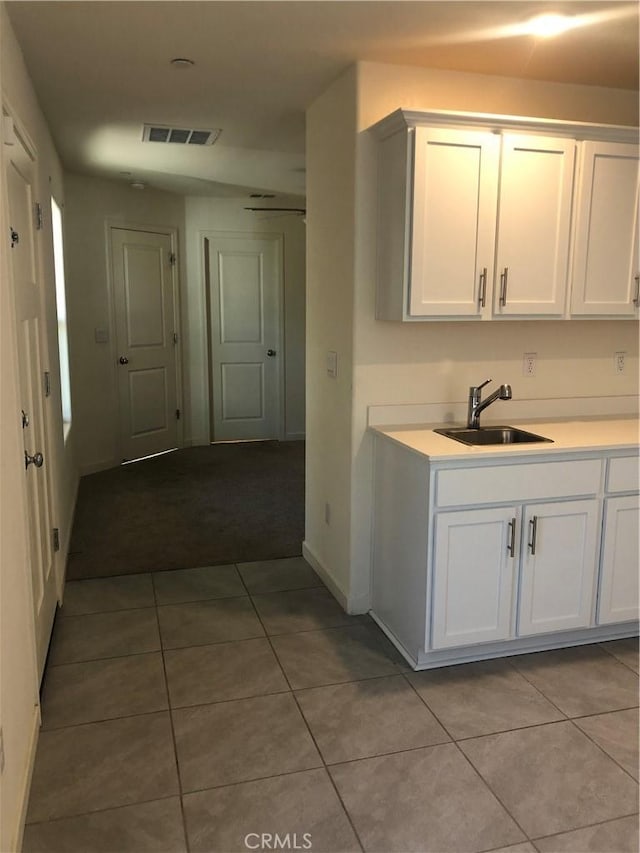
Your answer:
(176, 408), (181, 420)
(43, 371), (51, 397)
(52, 528), (60, 552)
(10, 227), (19, 248)
(35, 202), (43, 230)
(169, 252), (177, 266)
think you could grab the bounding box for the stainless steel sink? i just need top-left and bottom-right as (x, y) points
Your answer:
(434, 425), (553, 446)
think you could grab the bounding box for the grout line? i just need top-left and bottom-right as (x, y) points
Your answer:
(504, 655), (572, 720)
(54, 605), (158, 622)
(153, 601), (191, 853)
(598, 640), (640, 674)
(246, 587), (366, 853)
(24, 793), (183, 828)
(451, 739), (532, 843)
(528, 811), (640, 846)
(46, 648), (163, 670)
(39, 707), (170, 733)
(568, 714), (640, 783)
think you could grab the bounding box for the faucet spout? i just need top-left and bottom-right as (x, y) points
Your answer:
(467, 381), (512, 429)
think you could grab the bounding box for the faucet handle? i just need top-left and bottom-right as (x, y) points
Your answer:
(476, 378), (492, 391)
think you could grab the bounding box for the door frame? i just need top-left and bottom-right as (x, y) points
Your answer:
(201, 230), (285, 443)
(105, 221), (184, 461)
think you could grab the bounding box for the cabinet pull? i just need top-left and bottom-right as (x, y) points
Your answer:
(634, 274), (639, 307)
(478, 267), (487, 308)
(499, 268), (509, 306)
(528, 515), (538, 555)
(507, 517), (516, 558)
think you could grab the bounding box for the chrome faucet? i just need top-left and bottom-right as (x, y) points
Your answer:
(467, 379), (512, 429)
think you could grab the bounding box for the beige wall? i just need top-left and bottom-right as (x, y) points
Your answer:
(64, 174), (186, 473)
(184, 196), (306, 445)
(304, 67), (358, 601)
(306, 60), (640, 609)
(1, 4), (77, 847)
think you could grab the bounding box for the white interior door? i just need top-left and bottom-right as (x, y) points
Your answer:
(207, 234), (282, 441)
(6, 123), (57, 679)
(111, 228), (180, 461)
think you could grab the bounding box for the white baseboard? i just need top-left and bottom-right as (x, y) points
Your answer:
(302, 541), (369, 614)
(11, 706), (39, 853)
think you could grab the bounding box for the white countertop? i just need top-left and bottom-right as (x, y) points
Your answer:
(371, 417), (640, 462)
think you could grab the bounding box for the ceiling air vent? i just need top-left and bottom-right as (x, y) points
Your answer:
(142, 125), (221, 146)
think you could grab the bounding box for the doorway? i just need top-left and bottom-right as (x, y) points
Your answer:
(109, 226), (182, 461)
(205, 233), (284, 442)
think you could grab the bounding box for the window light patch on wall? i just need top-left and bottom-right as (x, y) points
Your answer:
(142, 125), (221, 145)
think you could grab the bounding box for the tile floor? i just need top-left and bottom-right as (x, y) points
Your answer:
(24, 557), (639, 853)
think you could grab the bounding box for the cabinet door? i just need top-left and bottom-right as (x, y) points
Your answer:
(598, 495), (640, 625)
(494, 134), (575, 316)
(409, 128), (499, 317)
(571, 142), (639, 316)
(518, 500), (599, 636)
(432, 507), (517, 649)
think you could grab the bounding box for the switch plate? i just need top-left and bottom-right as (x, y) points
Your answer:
(94, 327), (109, 344)
(326, 350), (338, 378)
(523, 352), (537, 377)
(614, 351), (626, 374)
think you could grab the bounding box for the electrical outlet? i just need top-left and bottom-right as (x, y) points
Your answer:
(614, 351), (626, 374)
(523, 352), (537, 377)
(324, 502), (331, 525)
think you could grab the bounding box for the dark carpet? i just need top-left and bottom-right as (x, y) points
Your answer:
(67, 441), (305, 579)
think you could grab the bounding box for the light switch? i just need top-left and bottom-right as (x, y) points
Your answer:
(94, 327), (109, 343)
(326, 350), (338, 378)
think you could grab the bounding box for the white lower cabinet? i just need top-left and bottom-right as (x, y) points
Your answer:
(431, 499), (600, 649)
(598, 495), (640, 625)
(518, 500), (599, 636)
(372, 437), (639, 669)
(432, 507), (517, 649)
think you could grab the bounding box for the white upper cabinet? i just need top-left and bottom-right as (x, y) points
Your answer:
(493, 134), (576, 317)
(570, 141), (640, 317)
(409, 128), (500, 317)
(373, 110), (638, 322)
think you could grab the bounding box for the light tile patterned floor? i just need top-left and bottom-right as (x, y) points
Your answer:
(24, 557), (639, 853)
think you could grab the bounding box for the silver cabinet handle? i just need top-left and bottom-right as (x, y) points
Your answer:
(528, 515), (538, 555)
(499, 267), (509, 306)
(25, 451), (44, 469)
(478, 267), (487, 308)
(634, 274), (639, 307)
(507, 517), (516, 558)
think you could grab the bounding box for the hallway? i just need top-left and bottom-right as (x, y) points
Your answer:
(23, 559), (638, 853)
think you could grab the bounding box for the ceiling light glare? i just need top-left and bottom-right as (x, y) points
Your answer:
(525, 14), (576, 37)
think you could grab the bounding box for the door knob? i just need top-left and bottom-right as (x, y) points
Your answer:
(119, 356), (129, 364)
(267, 349), (276, 357)
(25, 451), (44, 469)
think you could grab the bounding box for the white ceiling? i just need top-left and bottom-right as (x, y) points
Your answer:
(6, 1), (639, 198)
